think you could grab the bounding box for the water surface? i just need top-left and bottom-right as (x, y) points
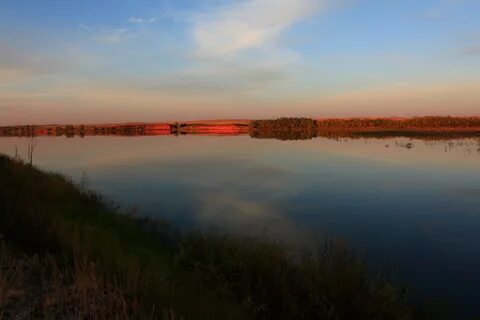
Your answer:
(1, 135), (480, 316)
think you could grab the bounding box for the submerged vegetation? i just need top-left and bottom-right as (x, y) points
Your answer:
(0, 154), (442, 319)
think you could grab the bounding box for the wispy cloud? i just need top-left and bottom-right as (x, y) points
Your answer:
(70, 1), (326, 97)
(166, 0), (327, 96)
(314, 82), (480, 116)
(193, 0), (325, 58)
(80, 15), (159, 44)
(148, 58), (293, 95)
(0, 40), (100, 85)
(93, 28), (129, 44)
(79, 22), (141, 44)
(0, 68), (34, 86)
(425, 0), (473, 19)
(461, 44), (480, 55)
(128, 17), (158, 24)
(78, 24), (92, 32)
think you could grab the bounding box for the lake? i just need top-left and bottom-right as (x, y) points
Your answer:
(1, 134), (480, 316)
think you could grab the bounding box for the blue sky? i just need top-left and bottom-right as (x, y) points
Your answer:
(1, 0), (480, 124)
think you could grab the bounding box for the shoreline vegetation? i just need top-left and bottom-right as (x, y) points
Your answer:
(250, 117), (480, 141)
(1, 116), (480, 140)
(0, 155), (440, 319)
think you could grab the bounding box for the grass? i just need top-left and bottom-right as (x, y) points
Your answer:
(0, 238), (158, 319)
(0, 154), (437, 319)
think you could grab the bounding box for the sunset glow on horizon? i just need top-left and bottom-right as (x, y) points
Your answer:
(1, 0), (480, 125)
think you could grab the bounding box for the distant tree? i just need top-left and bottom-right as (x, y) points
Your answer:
(251, 118), (318, 131)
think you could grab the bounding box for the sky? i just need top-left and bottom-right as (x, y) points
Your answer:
(1, 0), (480, 125)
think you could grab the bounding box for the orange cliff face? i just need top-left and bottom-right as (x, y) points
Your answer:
(144, 124), (171, 136)
(146, 124), (171, 131)
(179, 124), (249, 134)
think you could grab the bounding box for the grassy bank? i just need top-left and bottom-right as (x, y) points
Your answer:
(0, 155), (433, 319)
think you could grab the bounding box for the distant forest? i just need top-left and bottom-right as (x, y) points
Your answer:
(316, 116), (480, 129)
(249, 118), (318, 140)
(250, 118), (318, 130)
(248, 116), (480, 141)
(250, 116), (480, 131)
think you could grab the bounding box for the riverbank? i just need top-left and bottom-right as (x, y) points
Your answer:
(0, 154), (435, 319)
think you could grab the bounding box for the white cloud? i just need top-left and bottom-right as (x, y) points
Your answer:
(128, 17), (158, 24)
(78, 23), (133, 44)
(172, 0), (327, 96)
(193, 0), (325, 58)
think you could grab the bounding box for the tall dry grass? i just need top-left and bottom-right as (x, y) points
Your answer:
(0, 238), (180, 319)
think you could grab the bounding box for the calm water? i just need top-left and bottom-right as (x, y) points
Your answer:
(2, 135), (480, 315)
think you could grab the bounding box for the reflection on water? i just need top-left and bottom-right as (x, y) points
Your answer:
(250, 128), (480, 141)
(1, 135), (480, 315)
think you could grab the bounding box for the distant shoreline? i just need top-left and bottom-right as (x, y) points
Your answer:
(1, 116), (480, 138)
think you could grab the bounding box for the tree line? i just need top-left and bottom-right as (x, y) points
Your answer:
(316, 116), (480, 129)
(250, 118), (318, 130)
